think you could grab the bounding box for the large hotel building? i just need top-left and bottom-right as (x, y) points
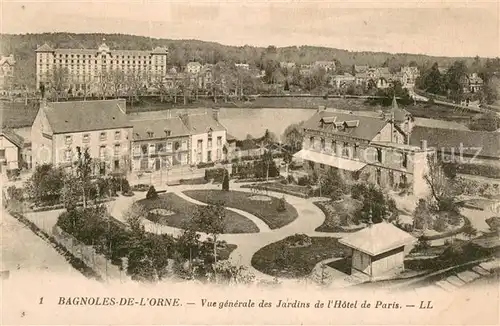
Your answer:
(35, 41), (168, 95)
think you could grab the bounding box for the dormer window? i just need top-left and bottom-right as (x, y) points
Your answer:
(164, 130), (171, 137)
(147, 131), (154, 138)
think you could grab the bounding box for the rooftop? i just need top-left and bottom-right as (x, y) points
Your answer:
(409, 126), (500, 159)
(0, 128), (24, 148)
(339, 222), (416, 256)
(179, 112), (226, 134)
(302, 110), (388, 141)
(43, 99), (131, 134)
(130, 116), (190, 140)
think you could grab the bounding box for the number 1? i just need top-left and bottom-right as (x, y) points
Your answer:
(39, 297), (44, 304)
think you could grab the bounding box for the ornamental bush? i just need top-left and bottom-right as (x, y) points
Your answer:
(146, 185), (158, 199)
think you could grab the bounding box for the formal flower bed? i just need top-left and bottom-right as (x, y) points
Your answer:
(137, 193), (259, 234)
(251, 237), (347, 278)
(314, 196), (365, 233)
(183, 190), (299, 229)
(241, 182), (311, 198)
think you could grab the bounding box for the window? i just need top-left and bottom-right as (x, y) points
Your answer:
(133, 145), (141, 156)
(149, 144), (156, 155)
(157, 143), (164, 153)
(99, 146), (106, 159)
(331, 140), (337, 154)
(181, 140), (188, 150)
(377, 148), (383, 163)
(114, 131), (121, 140)
(320, 163), (325, 169)
(64, 149), (72, 162)
(388, 171), (394, 187)
(114, 144), (121, 156)
(402, 153), (408, 168)
(353, 144), (359, 159)
(166, 142), (172, 151)
(217, 136), (222, 147)
(0, 149), (5, 159)
(82, 133), (90, 143)
(141, 144), (148, 154)
(100, 132), (107, 141)
(197, 139), (203, 151)
(216, 149), (222, 161)
(207, 150), (212, 162)
(320, 138), (325, 151)
(309, 136), (315, 148)
(65, 135), (72, 144)
(342, 142), (349, 157)
(207, 138), (212, 148)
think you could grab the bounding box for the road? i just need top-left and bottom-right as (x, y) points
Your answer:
(0, 208), (86, 280)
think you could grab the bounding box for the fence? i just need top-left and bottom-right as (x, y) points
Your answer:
(52, 225), (127, 282)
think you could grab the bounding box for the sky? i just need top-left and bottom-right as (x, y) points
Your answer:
(1, 0), (499, 58)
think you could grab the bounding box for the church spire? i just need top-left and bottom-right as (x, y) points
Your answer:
(392, 95), (398, 110)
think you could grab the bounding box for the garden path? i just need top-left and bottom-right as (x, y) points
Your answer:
(110, 180), (346, 283)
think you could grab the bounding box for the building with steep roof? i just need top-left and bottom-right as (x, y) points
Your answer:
(295, 99), (434, 197)
(339, 222), (416, 280)
(35, 42), (169, 96)
(179, 110), (227, 164)
(0, 54), (15, 90)
(31, 99), (133, 174)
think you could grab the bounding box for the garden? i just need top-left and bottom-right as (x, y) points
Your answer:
(137, 192), (259, 234)
(183, 189), (298, 229)
(251, 234), (347, 278)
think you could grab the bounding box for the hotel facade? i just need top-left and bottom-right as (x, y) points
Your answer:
(294, 103), (433, 197)
(35, 42), (168, 95)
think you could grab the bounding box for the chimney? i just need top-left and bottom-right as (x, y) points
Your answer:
(212, 107), (220, 122)
(420, 139), (427, 150)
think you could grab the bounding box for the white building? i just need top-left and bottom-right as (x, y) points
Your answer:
(0, 129), (24, 172)
(180, 111), (227, 165)
(31, 99), (132, 175)
(186, 62), (202, 74)
(35, 42), (169, 95)
(339, 222), (416, 281)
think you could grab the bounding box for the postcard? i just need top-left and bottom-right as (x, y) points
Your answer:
(1, 0), (499, 325)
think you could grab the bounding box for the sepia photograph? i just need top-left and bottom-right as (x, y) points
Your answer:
(0, 0), (499, 324)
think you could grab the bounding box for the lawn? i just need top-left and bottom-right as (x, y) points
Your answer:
(314, 196), (364, 232)
(251, 236), (347, 278)
(183, 190), (299, 229)
(242, 181), (311, 198)
(136, 193), (259, 234)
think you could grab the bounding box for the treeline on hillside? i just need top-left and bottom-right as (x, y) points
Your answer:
(416, 58), (500, 104)
(0, 32), (492, 88)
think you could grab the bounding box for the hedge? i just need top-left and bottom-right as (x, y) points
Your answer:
(32, 197), (116, 212)
(8, 211), (102, 281)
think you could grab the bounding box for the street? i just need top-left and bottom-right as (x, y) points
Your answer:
(0, 208), (86, 280)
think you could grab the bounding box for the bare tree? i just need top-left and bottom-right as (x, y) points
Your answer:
(49, 67), (69, 101)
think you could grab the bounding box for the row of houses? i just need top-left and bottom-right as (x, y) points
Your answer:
(2, 99), (234, 177)
(329, 66), (421, 90)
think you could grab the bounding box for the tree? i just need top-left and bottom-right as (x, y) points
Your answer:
(75, 146), (93, 208)
(282, 122), (304, 153)
(25, 164), (65, 205)
(424, 153), (458, 212)
(354, 184), (397, 224)
(417, 62), (444, 95)
(445, 60), (468, 102)
(49, 67), (69, 101)
(413, 198), (433, 231)
(123, 202), (148, 232)
(222, 169), (230, 191)
(483, 76), (500, 104)
(190, 203), (225, 267)
(212, 260), (255, 285)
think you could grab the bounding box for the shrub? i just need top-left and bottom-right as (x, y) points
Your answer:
(6, 168), (20, 181)
(131, 184), (149, 192)
(286, 174), (295, 184)
(351, 183), (368, 200)
(146, 186), (158, 199)
(276, 196), (286, 212)
(7, 185), (24, 201)
(433, 216), (447, 232)
(297, 176), (310, 186)
(222, 170), (230, 191)
(286, 233), (311, 247)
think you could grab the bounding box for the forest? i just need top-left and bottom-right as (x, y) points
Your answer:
(1, 32), (493, 89)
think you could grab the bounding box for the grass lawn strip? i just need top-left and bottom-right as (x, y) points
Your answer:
(137, 193), (259, 234)
(183, 190), (299, 229)
(251, 237), (347, 278)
